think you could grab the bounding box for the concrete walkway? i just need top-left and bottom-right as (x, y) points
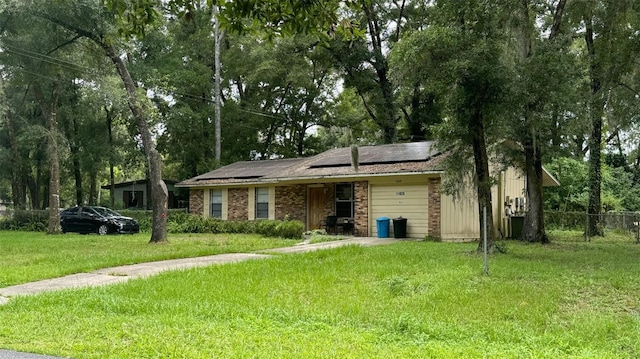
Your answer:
(0, 237), (399, 305)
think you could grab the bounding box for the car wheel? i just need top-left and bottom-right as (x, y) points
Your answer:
(97, 224), (109, 236)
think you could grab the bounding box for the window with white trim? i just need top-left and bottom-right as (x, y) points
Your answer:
(255, 187), (269, 219)
(210, 189), (222, 218)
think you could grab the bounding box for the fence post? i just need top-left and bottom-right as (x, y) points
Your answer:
(584, 213), (588, 241)
(483, 206), (488, 275)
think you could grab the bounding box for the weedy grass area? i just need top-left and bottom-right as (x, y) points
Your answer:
(0, 231), (295, 287)
(1, 230), (639, 358)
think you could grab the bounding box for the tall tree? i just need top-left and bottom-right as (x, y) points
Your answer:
(107, 0), (436, 143)
(393, 0), (514, 251)
(33, 0), (168, 242)
(568, 0), (639, 235)
(212, 4), (223, 163)
(32, 80), (62, 233)
(0, 3), (83, 230)
(510, 0), (574, 243)
(328, 0), (398, 143)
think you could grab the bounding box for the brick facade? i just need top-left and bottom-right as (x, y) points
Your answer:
(354, 181), (369, 237)
(189, 189), (204, 215)
(228, 188), (249, 220)
(188, 180), (390, 238)
(323, 184), (335, 216)
(428, 177), (441, 238)
(275, 185), (307, 221)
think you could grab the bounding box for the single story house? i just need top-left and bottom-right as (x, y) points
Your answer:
(176, 142), (559, 240)
(101, 179), (187, 210)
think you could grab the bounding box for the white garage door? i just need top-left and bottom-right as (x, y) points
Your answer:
(370, 183), (429, 238)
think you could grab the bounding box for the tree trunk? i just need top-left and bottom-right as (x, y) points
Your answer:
(103, 44), (168, 243)
(88, 170), (98, 205)
(584, 14), (604, 236)
(471, 112), (495, 252)
(522, 129), (548, 243)
(587, 98), (604, 236)
(517, 0), (566, 243)
(212, 6), (224, 163)
(47, 120), (60, 233)
(68, 116), (83, 206)
(105, 105), (116, 209)
(27, 172), (38, 210)
(33, 82), (61, 234)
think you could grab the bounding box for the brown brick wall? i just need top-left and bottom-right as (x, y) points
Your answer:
(324, 184), (335, 216)
(228, 188), (249, 220)
(191, 182), (374, 237)
(189, 189), (204, 215)
(275, 185), (307, 221)
(354, 181), (369, 236)
(428, 177), (441, 238)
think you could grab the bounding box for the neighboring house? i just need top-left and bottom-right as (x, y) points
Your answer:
(176, 142), (559, 240)
(101, 179), (187, 210)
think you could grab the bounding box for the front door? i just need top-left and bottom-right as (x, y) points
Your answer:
(308, 187), (325, 230)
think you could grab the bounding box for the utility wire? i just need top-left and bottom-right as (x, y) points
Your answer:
(2, 43), (89, 72)
(2, 43), (295, 123)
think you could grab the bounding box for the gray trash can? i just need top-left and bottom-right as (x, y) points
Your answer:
(393, 217), (407, 238)
(376, 217), (390, 238)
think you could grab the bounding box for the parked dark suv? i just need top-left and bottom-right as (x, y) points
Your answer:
(60, 206), (140, 235)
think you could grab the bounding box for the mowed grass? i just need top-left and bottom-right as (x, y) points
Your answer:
(0, 231), (295, 287)
(1, 230), (639, 358)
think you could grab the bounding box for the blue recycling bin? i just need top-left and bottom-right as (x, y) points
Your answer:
(376, 217), (390, 238)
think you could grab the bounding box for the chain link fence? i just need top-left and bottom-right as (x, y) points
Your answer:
(546, 210), (640, 242)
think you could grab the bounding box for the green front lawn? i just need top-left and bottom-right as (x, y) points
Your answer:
(0, 231), (295, 287)
(0, 230), (639, 358)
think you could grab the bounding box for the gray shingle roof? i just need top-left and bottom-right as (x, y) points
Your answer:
(177, 141), (444, 187)
(189, 158), (306, 181)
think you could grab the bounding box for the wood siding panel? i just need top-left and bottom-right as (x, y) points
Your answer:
(440, 167), (527, 240)
(441, 194), (479, 240)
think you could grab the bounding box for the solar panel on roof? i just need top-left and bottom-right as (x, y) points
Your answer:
(308, 142), (437, 168)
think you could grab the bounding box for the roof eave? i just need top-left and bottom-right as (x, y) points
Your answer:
(542, 167), (561, 187)
(176, 170), (444, 188)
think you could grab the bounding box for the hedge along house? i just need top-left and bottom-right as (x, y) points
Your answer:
(176, 142), (559, 240)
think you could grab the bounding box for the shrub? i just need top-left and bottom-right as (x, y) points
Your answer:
(0, 208), (303, 239)
(164, 215), (304, 239)
(0, 210), (48, 231)
(275, 220), (305, 239)
(223, 220), (255, 234)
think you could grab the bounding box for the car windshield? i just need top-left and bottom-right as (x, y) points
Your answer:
(93, 207), (122, 217)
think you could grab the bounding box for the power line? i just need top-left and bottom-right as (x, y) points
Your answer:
(2, 43), (89, 73)
(2, 44), (298, 124)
